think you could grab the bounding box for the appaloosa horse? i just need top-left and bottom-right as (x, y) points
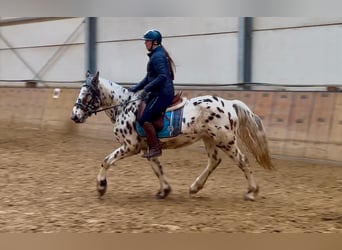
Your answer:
(71, 72), (274, 200)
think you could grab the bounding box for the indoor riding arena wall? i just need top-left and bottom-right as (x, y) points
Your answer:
(0, 87), (341, 163)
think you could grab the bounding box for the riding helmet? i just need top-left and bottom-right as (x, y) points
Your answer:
(143, 29), (162, 44)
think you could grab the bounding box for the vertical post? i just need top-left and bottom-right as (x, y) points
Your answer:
(85, 17), (97, 74)
(238, 17), (253, 89)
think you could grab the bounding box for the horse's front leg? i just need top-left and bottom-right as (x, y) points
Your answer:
(97, 143), (138, 196)
(150, 158), (171, 199)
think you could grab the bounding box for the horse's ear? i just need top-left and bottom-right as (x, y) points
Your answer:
(95, 71), (99, 79)
(92, 71), (100, 85)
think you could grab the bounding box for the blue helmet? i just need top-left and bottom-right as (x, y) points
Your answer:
(143, 29), (162, 44)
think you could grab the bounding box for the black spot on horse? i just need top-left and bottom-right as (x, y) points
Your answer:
(212, 96), (219, 101)
(216, 107), (224, 113)
(228, 112), (234, 129)
(126, 122), (133, 135)
(212, 151), (218, 161)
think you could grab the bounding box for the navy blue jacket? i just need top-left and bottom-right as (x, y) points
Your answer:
(131, 46), (174, 99)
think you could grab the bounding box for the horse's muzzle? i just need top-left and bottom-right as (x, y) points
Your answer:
(71, 113), (82, 123)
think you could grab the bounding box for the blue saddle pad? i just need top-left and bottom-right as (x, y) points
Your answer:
(136, 107), (183, 138)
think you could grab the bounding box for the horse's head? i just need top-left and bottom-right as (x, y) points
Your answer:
(71, 71), (102, 123)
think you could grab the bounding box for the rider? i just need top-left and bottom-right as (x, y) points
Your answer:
(129, 29), (175, 158)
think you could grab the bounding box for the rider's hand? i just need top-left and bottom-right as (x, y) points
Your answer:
(139, 90), (149, 100)
(128, 87), (136, 93)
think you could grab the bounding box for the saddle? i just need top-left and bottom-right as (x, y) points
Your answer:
(137, 91), (186, 131)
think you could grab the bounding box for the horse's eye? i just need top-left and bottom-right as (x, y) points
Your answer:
(84, 93), (92, 103)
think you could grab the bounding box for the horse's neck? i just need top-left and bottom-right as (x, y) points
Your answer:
(98, 78), (139, 123)
(98, 78), (127, 107)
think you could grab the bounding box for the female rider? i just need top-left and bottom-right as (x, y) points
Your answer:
(130, 29), (176, 158)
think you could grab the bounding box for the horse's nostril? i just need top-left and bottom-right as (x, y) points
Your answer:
(71, 114), (78, 122)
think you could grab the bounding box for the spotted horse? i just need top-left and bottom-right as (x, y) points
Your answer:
(71, 72), (274, 201)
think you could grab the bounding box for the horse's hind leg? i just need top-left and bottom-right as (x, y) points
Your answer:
(189, 137), (222, 194)
(150, 158), (171, 199)
(219, 142), (258, 201)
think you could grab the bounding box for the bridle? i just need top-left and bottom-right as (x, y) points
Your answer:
(74, 77), (144, 116)
(74, 78), (102, 117)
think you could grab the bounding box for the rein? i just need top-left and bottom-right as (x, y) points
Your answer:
(92, 98), (142, 115)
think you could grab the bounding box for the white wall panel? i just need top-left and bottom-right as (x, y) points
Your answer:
(252, 24), (342, 85)
(97, 40), (146, 83)
(1, 17), (342, 88)
(98, 33), (238, 84)
(97, 17), (238, 84)
(0, 18), (84, 49)
(1, 45), (84, 81)
(167, 34), (237, 84)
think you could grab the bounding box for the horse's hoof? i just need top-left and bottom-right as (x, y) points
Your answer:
(189, 185), (201, 194)
(155, 188), (171, 199)
(189, 188), (197, 195)
(97, 179), (107, 196)
(244, 185), (259, 201)
(244, 192), (255, 201)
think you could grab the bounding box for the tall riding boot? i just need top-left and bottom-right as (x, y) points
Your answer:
(142, 122), (162, 158)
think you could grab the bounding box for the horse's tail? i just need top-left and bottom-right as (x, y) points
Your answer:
(232, 101), (275, 170)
